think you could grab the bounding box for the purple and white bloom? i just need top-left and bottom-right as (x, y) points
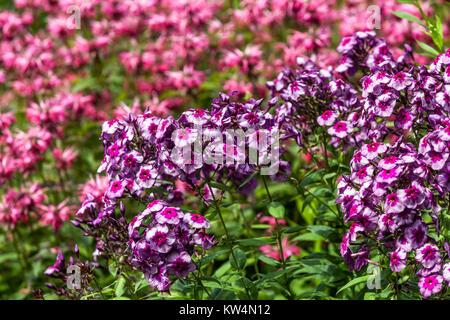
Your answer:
(394, 109), (414, 130)
(384, 192), (405, 213)
(390, 250), (407, 273)
(327, 121), (353, 138)
(146, 225), (175, 253)
(443, 262), (450, 282)
(374, 94), (396, 118)
(436, 89), (450, 109)
(350, 150), (369, 171)
(361, 142), (387, 160)
(286, 81), (305, 101)
(136, 165), (158, 188)
(415, 243), (442, 269)
(417, 263), (442, 277)
(422, 150), (449, 171)
(167, 251), (196, 278)
(375, 166), (402, 184)
(145, 265), (170, 292)
(444, 66), (450, 83)
(379, 156), (402, 170)
(172, 127), (198, 148)
(419, 274), (443, 298)
(239, 111), (263, 128)
(405, 220), (428, 249)
(317, 110), (338, 127)
(122, 151), (143, 168)
(389, 72), (413, 91)
(351, 166), (374, 184)
(107, 143), (122, 158)
(337, 36), (357, 54)
(102, 119), (122, 135)
(396, 233), (412, 253)
(336, 56), (354, 74)
(378, 212), (397, 233)
(397, 182), (426, 209)
(183, 213), (210, 229)
(179, 109), (210, 126)
(106, 180), (125, 199)
(155, 207), (184, 225)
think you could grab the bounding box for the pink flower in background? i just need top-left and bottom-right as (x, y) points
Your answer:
(0, 182), (46, 228)
(260, 216), (286, 231)
(260, 237), (300, 261)
(52, 147), (78, 170)
(257, 214), (299, 261)
(39, 200), (73, 232)
(79, 175), (109, 204)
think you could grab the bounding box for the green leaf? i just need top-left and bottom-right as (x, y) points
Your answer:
(108, 260), (118, 277)
(236, 237), (274, 247)
(395, 0), (416, 3)
(430, 15), (443, 51)
(292, 232), (324, 242)
(199, 249), (229, 265)
(300, 170), (324, 187)
(115, 277), (126, 297)
(391, 11), (427, 28)
(311, 188), (333, 198)
(267, 202), (285, 219)
(258, 255), (281, 266)
(229, 248), (246, 270)
(208, 181), (230, 192)
(416, 40), (440, 57)
(307, 225), (340, 242)
(337, 275), (371, 294)
(283, 225), (305, 234)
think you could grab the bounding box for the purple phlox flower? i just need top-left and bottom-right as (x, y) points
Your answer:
(145, 224), (176, 253)
(183, 213), (211, 229)
(317, 110), (339, 127)
(167, 251), (196, 278)
(390, 249), (407, 273)
(361, 142), (387, 160)
(419, 274), (443, 298)
(415, 243), (442, 269)
(405, 220), (428, 249)
(327, 121), (353, 139)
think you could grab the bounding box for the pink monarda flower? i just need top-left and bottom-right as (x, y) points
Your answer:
(39, 200), (73, 232)
(79, 175), (109, 204)
(260, 236), (300, 261)
(52, 147), (78, 170)
(419, 274), (443, 298)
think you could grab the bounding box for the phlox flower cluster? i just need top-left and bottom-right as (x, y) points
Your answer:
(128, 200), (213, 292)
(334, 35), (450, 298)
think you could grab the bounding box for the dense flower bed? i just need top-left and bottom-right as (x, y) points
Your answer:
(0, 0), (449, 300)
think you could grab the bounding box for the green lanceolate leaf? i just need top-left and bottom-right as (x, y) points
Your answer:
(391, 11), (427, 28)
(267, 202), (285, 219)
(337, 275), (372, 294)
(229, 248), (246, 270)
